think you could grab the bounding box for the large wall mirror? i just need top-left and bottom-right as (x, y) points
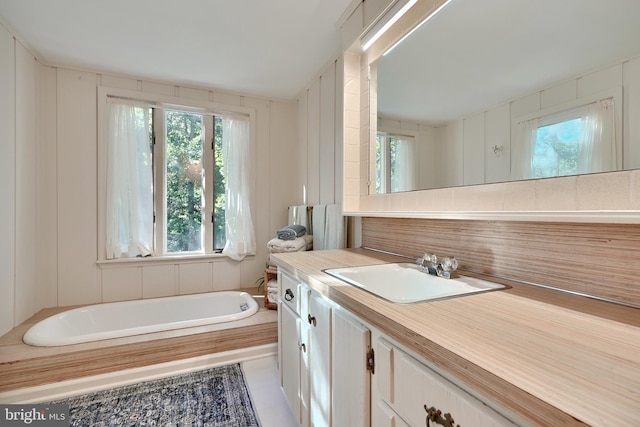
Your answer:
(370, 0), (640, 194)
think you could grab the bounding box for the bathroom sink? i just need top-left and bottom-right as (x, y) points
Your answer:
(324, 263), (506, 303)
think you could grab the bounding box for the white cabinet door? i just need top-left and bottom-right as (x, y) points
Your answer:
(281, 303), (302, 425)
(300, 319), (311, 427)
(378, 338), (517, 427)
(332, 308), (371, 427)
(308, 292), (332, 427)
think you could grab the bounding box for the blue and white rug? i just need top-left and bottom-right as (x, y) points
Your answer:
(48, 363), (261, 427)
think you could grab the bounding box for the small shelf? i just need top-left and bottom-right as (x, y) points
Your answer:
(264, 268), (278, 310)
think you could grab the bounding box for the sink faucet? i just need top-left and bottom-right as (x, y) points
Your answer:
(416, 253), (459, 279)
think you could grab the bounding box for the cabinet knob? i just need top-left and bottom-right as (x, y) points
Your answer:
(424, 405), (460, 427)
(284, 289), (294, 301)
(308, 313), (317, 327)
(298, 341), (306, 353)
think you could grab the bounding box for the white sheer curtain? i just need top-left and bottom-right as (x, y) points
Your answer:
(391, 136), (416, 192)
(105, 100), (153, 259)
(221, 117), (256, 261)
(512, 118), (539, 180)
(578, 99), (616, 174)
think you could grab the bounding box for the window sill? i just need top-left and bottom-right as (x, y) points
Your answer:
(97, 253), (255, 268)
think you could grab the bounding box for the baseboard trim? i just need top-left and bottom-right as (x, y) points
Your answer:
(0, 343), (277, 404)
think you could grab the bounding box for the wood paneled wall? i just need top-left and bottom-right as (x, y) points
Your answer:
(362, 217), (640, 307)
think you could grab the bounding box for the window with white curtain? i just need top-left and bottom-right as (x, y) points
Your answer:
(104, 97), (255, 261)
(376, 132), (416, 193)
(512, 97), (617, 180)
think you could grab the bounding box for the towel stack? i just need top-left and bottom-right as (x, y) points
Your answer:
(267, 279), (278, 304)
(276, 224), (306, 240)
(268, 224), (313, 264)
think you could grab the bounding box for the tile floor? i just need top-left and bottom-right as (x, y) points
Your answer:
(243, 355), (298, 427)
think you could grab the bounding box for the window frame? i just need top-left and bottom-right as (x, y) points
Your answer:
(97, 87), (256, 263)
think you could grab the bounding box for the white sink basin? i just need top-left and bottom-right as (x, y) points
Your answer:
(324, 263), (506, 303)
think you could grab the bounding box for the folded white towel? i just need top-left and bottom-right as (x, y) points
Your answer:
(267, 234), (313, 253)
(267, 290), (278, 304)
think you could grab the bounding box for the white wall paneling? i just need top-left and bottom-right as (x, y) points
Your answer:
(14, 41), (39, 325)
(462, 113), (485, 186)
(268, 99), (299, 231)
(179, 263), (212, 295)
(541, 80), (576, 110)
(102, 266), (142, 303)
(56, 69), (101, 306)
(307, 80), (321, 205)
(0, 23), (16, 336)
(320, 62), (337, 204)
(297, 90), (309, 204)
(212, 260), (241, 292)
(38, 66), (59, 309)
(441, 120), (463, 188)
(416, 124), (437, 190)
(142, 265), (177, 299)
(484, 104), (510, 184)
(334, 55), (345, 205)
(296, 54), (347, 211)
(623, 57), (640, 170)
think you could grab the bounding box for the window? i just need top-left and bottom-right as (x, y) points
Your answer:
(102, 94), (255, 260)
(513, 96), (617, 180)
(160, 110), (223, 254)
(531, 113), (584, 178)
(376, 132), (416, 193)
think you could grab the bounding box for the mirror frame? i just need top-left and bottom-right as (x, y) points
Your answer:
(341, 0), (640, 223)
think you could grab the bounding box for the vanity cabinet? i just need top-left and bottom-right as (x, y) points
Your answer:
(278, 271), (372, 427)
(374, 337), (517, 427)
(278, 269), (515, 427)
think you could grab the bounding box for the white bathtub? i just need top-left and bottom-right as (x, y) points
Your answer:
(23, 291), (259, 347)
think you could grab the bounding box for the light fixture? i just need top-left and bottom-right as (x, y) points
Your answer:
(361, 0), (419, 51)
(382, 0), (453, 56)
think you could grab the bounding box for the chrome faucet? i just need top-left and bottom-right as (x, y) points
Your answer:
(416, 253), (459, 279)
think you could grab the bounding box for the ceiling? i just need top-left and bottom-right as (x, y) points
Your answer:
(0, 0), (355, 100)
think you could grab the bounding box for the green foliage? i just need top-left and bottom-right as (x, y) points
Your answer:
(532, 119), (581, 178)
(166, 111), (204, 252)
(213, 117), (226, 250)
(164, 112), (226, 253)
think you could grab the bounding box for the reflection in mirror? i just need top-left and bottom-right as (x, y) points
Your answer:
(371, 0), (640, 194)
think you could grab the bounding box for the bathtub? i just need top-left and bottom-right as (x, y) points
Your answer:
(23, 291), (259, 347)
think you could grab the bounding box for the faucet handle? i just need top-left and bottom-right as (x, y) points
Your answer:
(423, 253), (438, 265)
(441, 257), (459, 272)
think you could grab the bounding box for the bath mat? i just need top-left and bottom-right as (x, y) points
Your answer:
(47, 363), (260, 427)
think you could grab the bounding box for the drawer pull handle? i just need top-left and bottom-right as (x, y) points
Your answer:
(425, 405), (460, 427)
(284, 289), (294, 301)
(308, 314), (317, 326)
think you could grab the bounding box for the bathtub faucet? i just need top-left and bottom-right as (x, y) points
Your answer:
(415, 253), (458, 279)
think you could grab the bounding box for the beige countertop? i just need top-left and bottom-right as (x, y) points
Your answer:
(271, 248), (640, 427)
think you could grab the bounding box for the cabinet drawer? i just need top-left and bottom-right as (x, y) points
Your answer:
(377, 339), (516, 427)
(280, 272), (303, 315)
